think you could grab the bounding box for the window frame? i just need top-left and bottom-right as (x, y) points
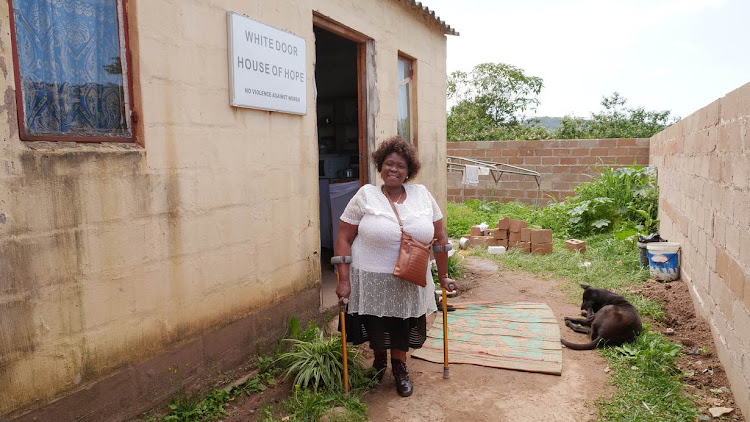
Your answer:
(397, 52), (417, 147)
(8, 0), (137, 143)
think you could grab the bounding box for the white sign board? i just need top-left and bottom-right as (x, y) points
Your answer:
(227, 12), (307, 115)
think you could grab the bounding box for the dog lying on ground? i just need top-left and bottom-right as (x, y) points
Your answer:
(561, 284), (642, 350)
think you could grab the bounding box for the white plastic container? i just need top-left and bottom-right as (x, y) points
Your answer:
(488, 246), (507, 255)
(647, 242), (680, 281)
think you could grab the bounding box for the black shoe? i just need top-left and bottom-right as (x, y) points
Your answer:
(372, 349), (387, 382)
(391, 358), (413, 397)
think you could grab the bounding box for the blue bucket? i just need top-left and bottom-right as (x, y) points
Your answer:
(647, 242), (680, 282)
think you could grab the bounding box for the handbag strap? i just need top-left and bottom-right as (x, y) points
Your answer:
(382, 186), (405, 231)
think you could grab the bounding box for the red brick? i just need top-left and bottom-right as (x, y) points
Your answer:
(542, 157), (560, 165)
(535, 148), (556, 156)
(497, 217), (510, 230)
(494, 229), (508, 240)
(577, 156), (597, 165)
(509, 241), (531, 252)
(572, 148), (589, 156)
(590, 147), (609, 156)
(608, 148), (630, 156)
(469, 236), (497, 248)
(530, 229), (553, 244)
(509, 219), (528, 232)
(565, 239), (587, 252)
(553, 148), (572, 156)
(520, 228), (531, 242)
(502, 149), (519, 156)
(524, 157), (542, 165)
(508, 157), (523, 165)
(560, 157), (577, 165)
(531, 242), (553, 254)
(616, 138), (638, 147)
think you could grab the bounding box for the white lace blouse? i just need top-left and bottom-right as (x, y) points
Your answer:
(339, 184), (442, 318)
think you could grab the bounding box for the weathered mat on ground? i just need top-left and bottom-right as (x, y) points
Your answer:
(412, 302), (562, 375)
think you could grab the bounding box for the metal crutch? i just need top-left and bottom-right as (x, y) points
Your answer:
(442, 281), (456, 379)
(331, 255), (352, 393)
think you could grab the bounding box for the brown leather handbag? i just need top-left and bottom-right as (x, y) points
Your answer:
(385, 189), (435, 287)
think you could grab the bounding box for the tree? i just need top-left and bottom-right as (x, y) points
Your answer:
(447, 63), (545, 141)
(555, 92), (677, 139)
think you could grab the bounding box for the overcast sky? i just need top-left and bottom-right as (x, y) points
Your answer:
(420, 0), (750, 120)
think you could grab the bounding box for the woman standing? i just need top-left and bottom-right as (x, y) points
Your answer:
(334, 136), (457, 397)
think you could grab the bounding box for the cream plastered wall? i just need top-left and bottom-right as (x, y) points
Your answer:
(311, 0), (449, 209)
(0, 0), (449, 416)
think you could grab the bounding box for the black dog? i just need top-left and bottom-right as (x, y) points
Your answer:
(561, 284), (642, 350)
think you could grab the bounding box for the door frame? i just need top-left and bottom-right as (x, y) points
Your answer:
(312, 12), (371, 185)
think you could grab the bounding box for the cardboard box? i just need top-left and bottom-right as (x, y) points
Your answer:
(531, 242), (553, 255)
(530, 229), (553, 244)
(470, 225), (483, 236)
(494, 229), (508, 240)
(509, 231), (522, 242)
(510, 219), (528, 233)
(497, 217), (510, 230)
(565, 239), (587, 252)
(520, 228), (531, 242)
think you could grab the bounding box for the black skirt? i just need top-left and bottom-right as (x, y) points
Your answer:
(339, 312), (427, 352)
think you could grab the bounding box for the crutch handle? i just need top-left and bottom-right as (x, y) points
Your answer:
(433, 243), (453, 253)
(331, 256), (352, 265)
(339, 298), (349, 309)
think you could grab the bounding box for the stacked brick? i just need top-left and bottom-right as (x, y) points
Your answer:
(466, 217), (553, 255)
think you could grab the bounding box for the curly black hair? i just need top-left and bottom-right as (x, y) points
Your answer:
(372, 136), (421, 181)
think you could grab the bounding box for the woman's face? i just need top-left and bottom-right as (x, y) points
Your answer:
(380, 152), (409, 188)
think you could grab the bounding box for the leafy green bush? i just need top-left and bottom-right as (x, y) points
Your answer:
(446, 165), (658, 239)
(573, 165), (659, 237)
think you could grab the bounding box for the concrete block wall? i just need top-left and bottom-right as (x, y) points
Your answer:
(650, 82), (750, 417)
(447, 138), (649, 204)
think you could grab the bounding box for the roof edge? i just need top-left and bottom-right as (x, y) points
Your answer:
(402, 1), (459, 36)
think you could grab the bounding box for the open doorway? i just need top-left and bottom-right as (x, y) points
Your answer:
(314, 16), (368, 309)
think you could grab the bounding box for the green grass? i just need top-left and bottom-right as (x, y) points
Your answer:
(452, 199), (696, 420)
(486, 234), (663, 320)
(599, 326), (698, 421)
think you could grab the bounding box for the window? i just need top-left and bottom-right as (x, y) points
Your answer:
(9, 0), (134, 142)
(397, 55), (415, 144)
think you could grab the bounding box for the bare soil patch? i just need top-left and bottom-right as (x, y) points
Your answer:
(215, 258), (744, 421)
(363, 257), (613, 422)
(636, 280), (745, 421)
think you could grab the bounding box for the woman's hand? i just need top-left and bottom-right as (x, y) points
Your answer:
(336, 279), (351, 304)
(439, 277), (458, 292)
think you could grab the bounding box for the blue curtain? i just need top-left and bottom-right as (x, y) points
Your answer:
(13, 0), (130, 137)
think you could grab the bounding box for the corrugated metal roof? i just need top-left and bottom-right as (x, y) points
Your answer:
(402, 1), (459, 36)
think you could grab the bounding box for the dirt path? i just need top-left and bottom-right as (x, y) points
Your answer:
(363, 257), (613, 422)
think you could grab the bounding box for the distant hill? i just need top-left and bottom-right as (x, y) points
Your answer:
(527, 116), (563, 132)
